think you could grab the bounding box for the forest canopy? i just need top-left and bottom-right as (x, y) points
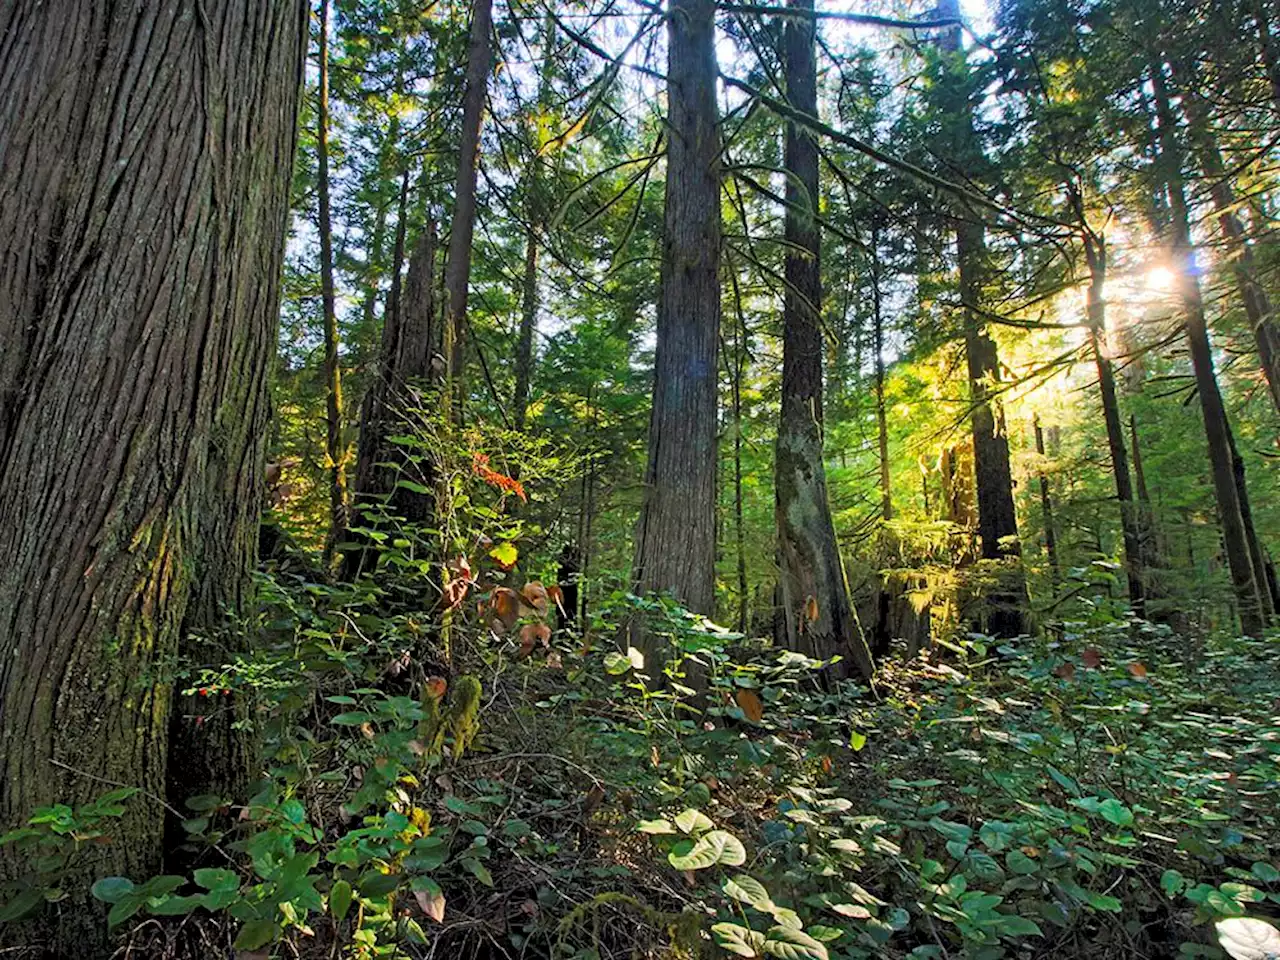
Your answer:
(1, 0), (1279, 957)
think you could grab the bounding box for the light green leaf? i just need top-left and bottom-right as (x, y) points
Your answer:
(723, 874), (773, 908)
(763, 925), (829, 960)
(712, 921), (767, 957)
(1097, 798), (1134, 827)
(675, 808), (714, 835)
(668, 830), (746, 870)
(637, 818), (676, 835)
(1215, 917), (1280, 960)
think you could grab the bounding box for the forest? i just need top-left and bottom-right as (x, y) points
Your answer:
(1, 0), (1279, 957)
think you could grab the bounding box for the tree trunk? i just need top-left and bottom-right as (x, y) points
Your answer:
(1150, 59), (1266, 636)
(938, 0), (1027, 637)
(1255, 0), (1280, 116)
(1033, 416), (1061, 589)
(443, 0), (495, 418)
(513, 227), (538, 430)
(1182, 91), (1280, 420)
(317, 0), (348, 565)
(773, 0), (870, 678)
(0, 0), (305, 949)
(342, 169), (441, 580)
(630, 0), (721, 666)
(1083, 236), (1145, 615)
(872, 226), (892, 523)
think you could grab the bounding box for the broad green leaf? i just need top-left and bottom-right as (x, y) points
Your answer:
(712, 922), (766, 957)
(723, 874), (772, 908)
(329, 880), (353, 922)
(1006, 851), (1038, 875)
(1097, 798), (1134, 827)
(0, 887), (45, 924)
(637, 818), (676, 835)
(194, 868), (239, 892)
(675, 808), (714, 835)
(996, 914), (1043, 937)
(90, 877), (135, 904)
(233, 919), (279, 950)
(668, 830), (746, 870)
(849, 730), (867, 752)
(763, 925), (829, 960)
(1216, 917), (1280, 960)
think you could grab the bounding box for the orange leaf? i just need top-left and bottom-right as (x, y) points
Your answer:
(821, 756), (834, 775)
(490, 587), (521, 630)
(520, 581), (550, 617)
(1081, 647), (1102, 669)
(735, 689), (764, 723)
(518, 622), (551, 657)
(1127, 662), (1148, 679)
(548, 584), (566, 614)
(415, 889), (446, 923)
(804, 595), (819, 624)
(1054, 662), (1076, 681)
(424, 676), (447, 700)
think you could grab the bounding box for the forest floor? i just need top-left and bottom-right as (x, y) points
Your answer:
(100, 581), (1280, 960)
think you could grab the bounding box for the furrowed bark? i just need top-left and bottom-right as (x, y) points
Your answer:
(774, 0), (871, 678)
(630, 0), (722, 667)
(0, 0), (305, 950)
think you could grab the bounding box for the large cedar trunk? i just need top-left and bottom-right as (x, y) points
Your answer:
(774, 0), (872, 679)
(630, 0), (721, 664)
(1150, 61), (1267, 636)
(0, 0), (305, 949)
(443, 0), (495, 417)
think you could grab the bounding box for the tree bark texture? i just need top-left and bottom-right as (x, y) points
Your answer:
(317, 0), (349, 563)
(0, 0), (305, 947)
(774, 0), (871, 678)
(630, 0), (721, 664)
(443, 0), (495, 418)
(938, 0), (1027, 637)
(1150, 60), (1267, 636)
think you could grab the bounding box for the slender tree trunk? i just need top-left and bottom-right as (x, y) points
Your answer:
(317, 0), (348, 564)
(1182, 93), (1280, 419)
(630, 0), (721, 666)
(1150, 59), (1266, 636)
(513, 227), (538, 430)
(871, 228), (892, 523)
(1082, 235), (1146, 615)
(728, 271), (750, 635)
(938, 0), (1027, 637)
(1033, 416), (1061, 589)
(0, 1), (305, 949)
(1254, 0), (1280, 116)
(774, 0), (870, 677)
(359, 111), (403, 332)
(443, 0), (495, 418)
